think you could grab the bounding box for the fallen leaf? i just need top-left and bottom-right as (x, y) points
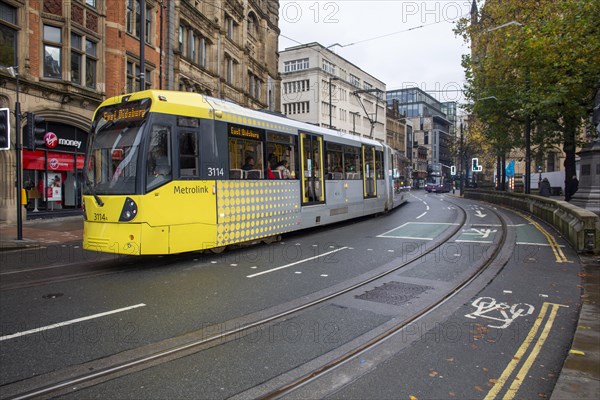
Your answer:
(482, 367), (489, 372)
(471, 344), (479, 349)
(410, 396), (418, 400)
(538, 393), (548, 398)
(429, 369), (439, 377)
(449, 392), (456, 397)
(474, 386), (484, 392)
(489, 378), (498, 384)
(446, 357), (455, 363)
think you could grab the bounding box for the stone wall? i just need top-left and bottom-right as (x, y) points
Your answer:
(465, 190), (600, 254)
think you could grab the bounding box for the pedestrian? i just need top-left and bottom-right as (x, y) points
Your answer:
(241, 156), (255, 171)
(276, 159), (292, 179)
(565, 175), (579, 201)
(539, 177), (551, 197)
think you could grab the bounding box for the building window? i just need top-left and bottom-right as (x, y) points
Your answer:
(283, 101), (309, 115)
(145, 3), (152, 43)
(126, 0), (152, 43)
(71, 33), (97, 89)
(126, 0), (135, 35)
(43, 25), (62, 79)
(85, 39), (97, 89)
(178, 24), (184, 53)
(322, 59), (335, 75)
(349, 74), (360, 87)
(283, 79), (309, 95)
(248, 72), (261, 100)
(0, 1), (17, 67)
(70, 33), (82, 84)
(363, 81), (373, 90)
(86, 0), (96, 7)
(226, 15), (237, 41)
(188, 30), (195, 60)
(199, 37), (207, 68)
(284, 58), (309, 72)
(225, 55), (236, 85)
(127, 60), (152, 92)
(247, 12), (258, 38)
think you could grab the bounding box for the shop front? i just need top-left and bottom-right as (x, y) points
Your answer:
(22, 123), (87, 214)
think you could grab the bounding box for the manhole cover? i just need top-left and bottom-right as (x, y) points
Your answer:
(356, 281), (432, 306)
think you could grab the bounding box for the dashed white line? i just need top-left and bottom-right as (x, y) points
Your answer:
(246, 247), (349, 278)
(0, 304), (146, 341)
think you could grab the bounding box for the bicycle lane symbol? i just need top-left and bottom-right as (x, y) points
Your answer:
(465, 297), (534, 329)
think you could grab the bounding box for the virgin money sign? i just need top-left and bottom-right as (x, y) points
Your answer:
(23, 150), (85, 171)
(44, 132), (58, 149)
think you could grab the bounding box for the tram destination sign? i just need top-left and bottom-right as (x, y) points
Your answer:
(229, 124), (264, 141)
(98, 99), (151, 124)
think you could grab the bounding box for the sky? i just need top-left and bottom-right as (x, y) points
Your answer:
(278, 0), (472, 106)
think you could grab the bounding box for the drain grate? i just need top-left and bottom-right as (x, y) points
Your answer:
(356, 281), (433, 306)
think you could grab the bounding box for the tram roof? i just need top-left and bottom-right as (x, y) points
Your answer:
(99, 90), (384, 149)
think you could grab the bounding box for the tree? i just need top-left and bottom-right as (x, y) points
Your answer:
(456, 0), (600, 192)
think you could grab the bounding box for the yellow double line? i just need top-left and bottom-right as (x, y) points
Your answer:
(485, 302), (568, 399)
(518, 212), (568, 263)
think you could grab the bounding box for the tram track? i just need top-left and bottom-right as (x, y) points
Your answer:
(253, 198), (510, 399)
(1, 198), (513, 400)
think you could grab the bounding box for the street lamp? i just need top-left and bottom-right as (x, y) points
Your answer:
(328, 76), (340, 129)
(7, 66), (23, 240)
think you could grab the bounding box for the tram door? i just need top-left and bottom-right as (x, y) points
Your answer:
(300, 132), (324, 204)
(363, 145), (377, 198)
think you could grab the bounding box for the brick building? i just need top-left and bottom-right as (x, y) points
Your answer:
(0, 0), (280, 223)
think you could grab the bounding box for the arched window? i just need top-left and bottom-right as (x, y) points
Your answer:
(247, 12), (259, 38)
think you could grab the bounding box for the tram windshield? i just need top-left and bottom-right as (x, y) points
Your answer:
(84, 99), (151, 195)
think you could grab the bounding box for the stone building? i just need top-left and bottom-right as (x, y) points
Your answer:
(279, 42), (386, 142)
(0, 0), (280, 223)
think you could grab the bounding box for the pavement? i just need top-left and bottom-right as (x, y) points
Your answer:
(0, 214), (598, 398)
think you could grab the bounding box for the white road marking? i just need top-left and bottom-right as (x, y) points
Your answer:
(0, 304), (146, 341)
(416, 212), (427, 219)
(246, 247), (348, 278)
(516, 242), (565, 247)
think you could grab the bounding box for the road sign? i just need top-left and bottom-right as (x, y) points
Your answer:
(451, 165), (456, 175)
(506, 160), (515, 177)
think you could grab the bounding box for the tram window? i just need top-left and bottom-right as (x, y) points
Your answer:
(326, 143), (343, 179)
(376, 150), (384, 179)
(147, 125), (172, 191)
(344, 146), (361, 179)
(178, 131), (199, 177)
(228, 137), (263, 179)
(266, 131), (297, 179)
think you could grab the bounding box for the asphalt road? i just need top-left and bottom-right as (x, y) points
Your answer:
(0, 192), (584, 399)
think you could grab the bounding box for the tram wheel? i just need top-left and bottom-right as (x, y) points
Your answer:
(209, 246), (226, 254)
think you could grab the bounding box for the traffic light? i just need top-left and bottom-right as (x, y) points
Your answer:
(0, 108), (9, 150)
(25, 112), (46, 150)
(450, 165), (456, 176)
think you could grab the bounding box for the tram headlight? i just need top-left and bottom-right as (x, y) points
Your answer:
(119, 197), (138, 222)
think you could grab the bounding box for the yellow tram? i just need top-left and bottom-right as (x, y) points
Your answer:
(83, 90), (408, 255)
